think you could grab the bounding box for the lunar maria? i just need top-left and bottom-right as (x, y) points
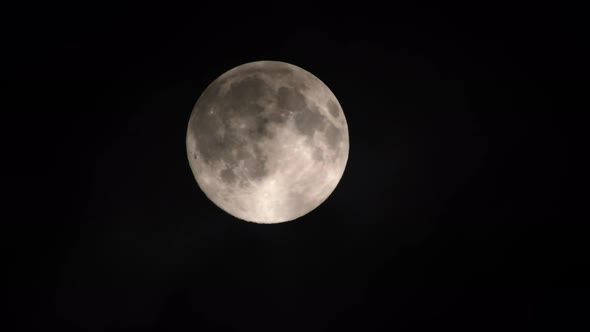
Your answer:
(186, 61), (349, 224)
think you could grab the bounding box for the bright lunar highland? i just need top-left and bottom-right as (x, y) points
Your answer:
(186, 61), (349, 223)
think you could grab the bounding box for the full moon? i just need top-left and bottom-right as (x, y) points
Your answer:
(186, 61), (349, 224)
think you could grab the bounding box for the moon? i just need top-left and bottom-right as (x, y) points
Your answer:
(186, 61), (349, 224)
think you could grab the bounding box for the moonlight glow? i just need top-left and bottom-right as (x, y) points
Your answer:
(186, 61), (349, 223)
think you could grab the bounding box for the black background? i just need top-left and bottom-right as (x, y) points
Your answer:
(5, 2), (587, 331)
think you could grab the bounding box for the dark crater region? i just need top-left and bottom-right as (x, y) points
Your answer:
(190, 66), (341, 185)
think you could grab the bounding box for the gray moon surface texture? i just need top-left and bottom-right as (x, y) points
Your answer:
(186, 61), (349, 224)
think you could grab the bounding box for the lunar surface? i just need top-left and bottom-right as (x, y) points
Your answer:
(186, 61), (349, 223)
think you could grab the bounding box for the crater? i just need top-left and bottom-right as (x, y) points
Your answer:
(327, 99), (340, 118)
(325, 123), (342, 148)
(312, 147), (324, 162)
(277, 86), (307, 113)
(191, 75), (274, 168)
(294, 103), (327, 138)
(220, 168), (237, 184)
(226, 76), (269, 113)
(243, 146), (268, 180)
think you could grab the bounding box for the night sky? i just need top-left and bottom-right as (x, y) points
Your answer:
(7, 3), (586, 331)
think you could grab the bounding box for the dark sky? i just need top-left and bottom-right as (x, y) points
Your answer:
(6, 3), (586, 331)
